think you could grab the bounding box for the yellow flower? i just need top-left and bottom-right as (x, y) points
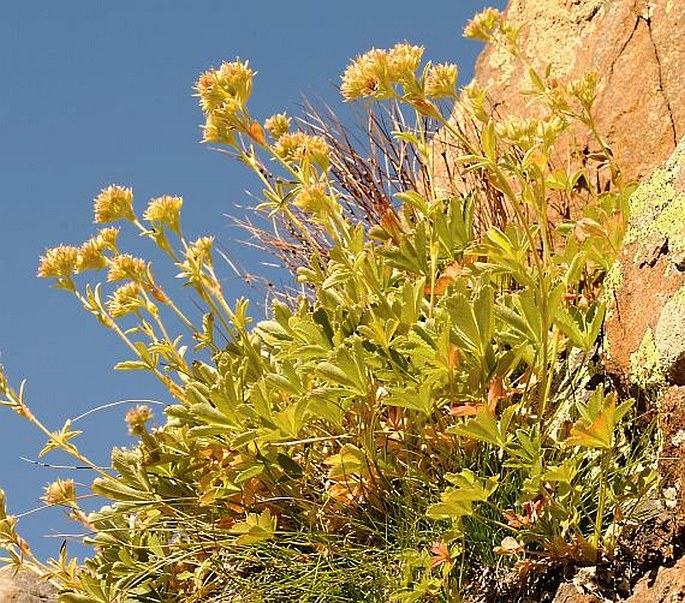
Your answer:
(264, 113), (291, 140)
(340, 48), (389, 100)
(144, 195), (183, 232)
(460, 82), (489, 122)
(424, 63), (458, 98)
(107, 254), (148, 283)
(76, 228), (119, 272)
(187, 236), (214, 264)
(463, 7), (501, 42)
(195, 59), (255, 115)
(125, 404), (153, 436)
(567, 71), (598, 109)
(274, 132), (329, 167)
(304, 135), (329, 168)
(294, 183), (329, 215)
(274, 131), (308, 162)
(37, 245), (80, 278)
(107, 282), (144, 318)
(387, 43), (424, 82)
(202, 110), (238, 145)
(77, 238), (108, 272)
(97, 227), (120, 250)
(195, 71), (225, 115)
(93, 185), (135, 224)
(43, 479), (76, 507)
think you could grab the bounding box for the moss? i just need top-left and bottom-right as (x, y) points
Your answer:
(629, 328), (667, 391)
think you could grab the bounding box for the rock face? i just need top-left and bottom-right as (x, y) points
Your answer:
(605, 137), (685, 388)
(551, 558), (685, 603)
(604, 137), (685, 523)
(0, 566), (57, 602)
(625, 556), (685, 602)
(474, 0), (685, 184)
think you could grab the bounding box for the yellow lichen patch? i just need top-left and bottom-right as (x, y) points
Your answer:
(625, 140), (685, 263)
(654, 285), (685, 379)
(629, 327), (666, 390)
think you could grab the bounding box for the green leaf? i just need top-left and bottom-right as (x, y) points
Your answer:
(481, 120), (496, 160)
(565, 390), (629, 449)
(113, 360), (149, 371)
(396, 190), (430, 216)
(190, 402), (235, 429)
(427, 469), (498, 520)
(449, 405), (517, 449)
(92, 477), (149, 502)
(265, 372), (304, 397)
(316, 362), (356, 389)
(386, 382), (434, 414)
(449, 409), (499, 447)
(231, 430), (261, 449)
(276, 453), (304, 478)
(235, 464), (264, 484)
(231, 508), (277, 545)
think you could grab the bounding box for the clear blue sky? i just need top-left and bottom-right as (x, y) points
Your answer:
(0, 1), (503, 561)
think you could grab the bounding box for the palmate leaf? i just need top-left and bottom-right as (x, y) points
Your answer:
(316, 338), (369, 396)
(448, 405), (518, 449)
(565, 389), (632, 449)
(230, 508), (277, 545)
(386, 381), (434, 414)
(555, 303), (605, 352)
(446, 286), (494, 359)
(426, 469), (499, 520)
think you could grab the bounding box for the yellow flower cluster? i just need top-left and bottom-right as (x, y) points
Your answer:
(107, 282), (144, 318)
(463, 7), (502, 42)
(196, 60), (254, 114)
(496, 115), (568, 151)
(340, 43), (423, 100)
(424, 63), (458, 98)
(125, 404), (153, 436)
(186, 236), (214, 265)
(273, 131), (329, 167)
(144, 195), (183, 232)
(38, 227), (121, 280)
(460, 82), (489, 122)
(340, 43), (457, 103)
(196, 59), (255, 143)
(264, 113), (291, 140)
(340, 48), (388, 100)
(387, 43), (424, 83)
(93, 185), (135, 224)
(107, 254), (148, 283)
(567, 72), (598, 110)
(37, 245), (80, 278)
(341, 43), (425, 100)
(43, 478), (76, 507)
(77, 227), (120, 272)
(294, 183), (329, 215)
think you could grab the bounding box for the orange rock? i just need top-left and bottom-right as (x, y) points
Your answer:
(473, 0), (685, 184)
(625, 557), (685, 602)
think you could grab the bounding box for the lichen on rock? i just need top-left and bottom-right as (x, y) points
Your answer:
(654, 287), (685, 385)
(629, 327), (667, 390)
(605, 134), (685, 390)
(626, 137), (685, 269)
